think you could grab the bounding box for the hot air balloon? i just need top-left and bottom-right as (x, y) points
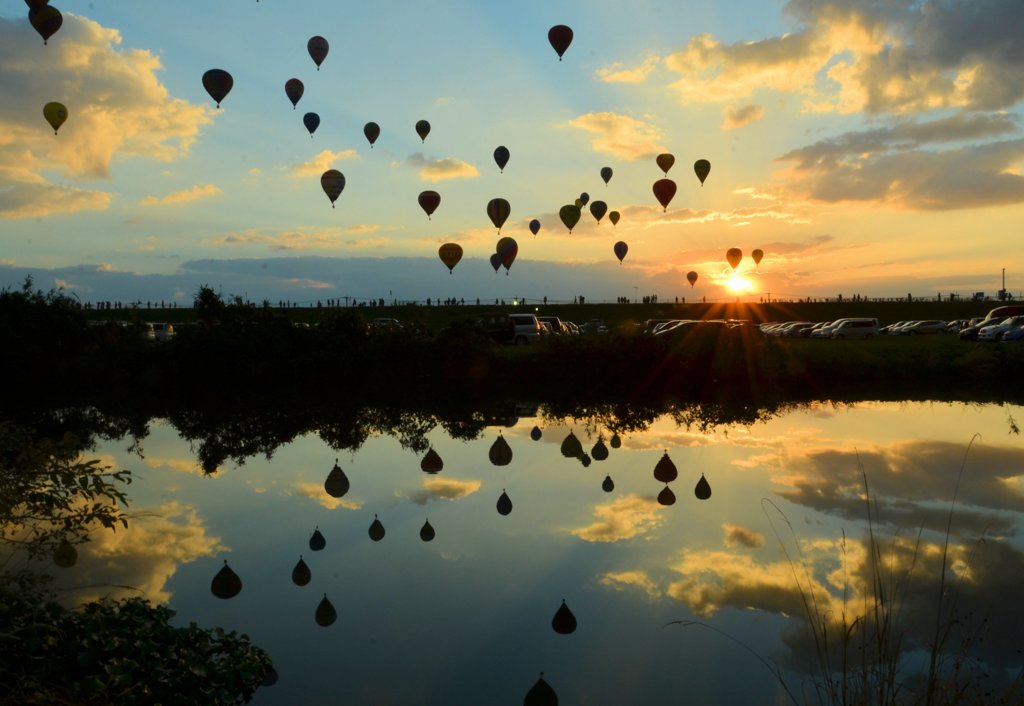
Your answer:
(552, 600), (577, 634)
(726, 248), (742, 270)
(529, 219), (541, 237)
(613, 241), (628, 264)
(292, 556), (311, 586)
(530, 425), (542, 441)
(525, 673), (558, 706)
(494, 145), (510, 173)
(656, 153), (675, 175)
(695, 473), (712, 500)
(580, 454), (591, 468)
(368, 515), (385, 541)
(653, 178), (676, 211)
(600, 166), (613, 184)
(574, 198), (584, 209)
(29, 5), (61, 44)
(498, 238), (518, 274)
(202, 69), (233, 108)
(591, 438), (609, 461)
(315, 594), (336, 627)
(364, 121), (380, 147)
(579, 192), (590, 207)
(53, 538), (77, 567)
(687, 270), (698, 287)
(42, 102), (67, 134)
(320, 170), (345, 208)
(324, 459), (350, 498)
(559, 204), (581, 233)
(419, 190), (441, 219)
(487, 197), (511, 231)
(694, 159), (711, 186)
(560, 431), (583, 459)
(752, 248), (764, 266)
(420, 519), (436, 542)
(438, 243), (463, 274)
(657, 485), (676, 506)
(589, 200), (607, 223)
(303, 111), (320, 137)
(602, 475), (614, 492)
(610, 433), (622, 449)
(421, 448), (443, 474)
(284, 78), (303, 109)
(489, 432), (513, 466)
(653, 451), (678, 483)
(24, 0), (50, 10)
(489, 253), (501, 273)
(496, 489), (513, 516)
(609, 210), (620, 226)
(211, 560), (242, 599)
(307, 36), (329, 70)
(308, 526), (327, 551)
(415, 119), (430, 142)
(548, 25), (573, 60)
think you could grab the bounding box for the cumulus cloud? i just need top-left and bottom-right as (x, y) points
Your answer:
(571, 494), (664, 543)
(404, 153), (479, 182)
(143, 455), (221, 476)
(595, 55), (660, 83)
(567, 113), (665, 161)
(140, 183), (221, 206)
(0, 181), (111, 218)
(599, 570), (662, 598)
(291, 481), (362, 511)
(291, 149), (359, 177)
(207, 226), (366, 251)
(722, 104), (765, 130)
(723, 523), (766, 548)
(406, 477), (482, 505)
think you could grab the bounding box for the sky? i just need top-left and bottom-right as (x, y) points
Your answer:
(2, 0), (1023, 305)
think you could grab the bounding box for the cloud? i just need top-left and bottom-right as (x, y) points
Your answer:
(140, 184), (222, 206)
(570, 494), (665, 543)
(723, 523), (766, 548)
(567, 113), (666, 161)
(291, 481), (362, 511)
(291, 149), (360, 177)
(404, 153), (479, 182)
(207, 226), (376, 251)
(0, 181), (112, 219)
(595, 55), (661, 83)
(722, 104), (765, 130)
(406, 477), (482, 505)
(599, 570), (662, 598)
(143, 455), (222, 476)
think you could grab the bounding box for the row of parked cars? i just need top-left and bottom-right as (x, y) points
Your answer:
(472, 312), (609, 344)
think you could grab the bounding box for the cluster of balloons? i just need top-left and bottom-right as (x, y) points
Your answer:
(651, 153), (711, 211)
(725, 247), (765, 270)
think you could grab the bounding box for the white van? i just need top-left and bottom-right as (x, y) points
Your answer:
(830, 318), (879, 340)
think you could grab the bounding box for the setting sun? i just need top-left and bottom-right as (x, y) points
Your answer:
(724, 273), (756, 295)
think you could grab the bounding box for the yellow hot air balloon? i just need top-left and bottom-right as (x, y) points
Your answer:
(43, 102), (67, 134)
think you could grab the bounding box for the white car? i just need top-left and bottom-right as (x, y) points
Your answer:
(977, 316), (1024, 341)
(897, 320), (947, 335)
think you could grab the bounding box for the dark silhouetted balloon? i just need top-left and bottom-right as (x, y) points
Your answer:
(315, 594), (336, 626)
(602, 475), (614, 492)
(653, 178), (676, 211)
(530, 425), (542, 441)
(421, 448), (443, 474)
(438, 243), (463, 274)
(364, 121), (380, 147)
(497, 237), (518, 274)
(489, 433), (513, 466)
(589, 200), (607, 223)
(211, 560), (241, 599)
(202, 69), (233, 108)
(695, 473), (712, 500)
(687, 270), (698, 287)
(420, 519), (436, 542)
(497, 489), (513, 516)
(525, 673), (558, 706)
(303, 112), (320, 137)
(487, 198), (511, 231)
(29, 5), (61, 44)
(591, 438), (609, 461)
(656, 153), (675, 175)
(368, 515), (385, 542)
(613, 241), (628, 264)
(752, 248), (764, 266)
(284, 78), (303, 109)
(489, 252), (501, 273)
(548, 25), (573, 60)
(579, 454), (591, 468)
(24, 0), (50, 10)
(43, 102), (67, 134)
(320, 169), (345, 207)
(552, 599), (577, 634)
(657, 485), (676, 506)
(653, 451), (678, 483)
(53, 538), (76, 567)
(609, 210), (620, 226)
(494, 145), (510, 173)
(307, 36), (329, 70)
(529, 218), (541, 236)
(600, 166), (613, 184)
(309, 527), (326, 551)
(579, 192), (590, 207)
(610, 433), (622, 449)
(419, 190), (441, 219)
(559, 204), (581, 233)
(560, 431), (583, 458)
(415, 119), (430, 142)
(292, 556), (311, 586)
(726, 247), (742, 270)
(694, 158), (711, 186)
(324, 459), (350, 498)
(261, 666), (279, 687)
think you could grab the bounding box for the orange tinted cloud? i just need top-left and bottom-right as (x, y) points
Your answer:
(567, 113), (665, 161)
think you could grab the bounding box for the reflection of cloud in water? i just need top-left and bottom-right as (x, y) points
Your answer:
(292, 482), (362, 510)
(600, 570), (661, 598)
(406, 477), (481, 506)
(571, 494), (664, 542)
(144, 455), (223, 476)
(723, 523), (765, 548)
(53, 501), (223, 605)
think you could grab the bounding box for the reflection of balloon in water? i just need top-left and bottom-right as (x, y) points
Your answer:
(695, 473), (712, 500)
(653, 451), (678, 483)
(29, 5), (62, 44)
(368, 515), (385, 542)
(552, 599), (577, 634)
(560, 431), (583, 458)
(548, 24), (573, 60)
(529, 218), (541, 237)
(415, 119), (431, 142)
(657, 485), (676, 506)
(600, 166), (613, 184)
(292, 556), (311, 586)
(589, 200), (607, 223)
(653, 178), (677, 211)
(493, 145), (510, 173)
(497, 237), (518, 274)
(694, 159), (711, 186)
(211, 560), (242, 599)
(656, 153), (675, 175)
(525, 673), (558, 706)
(43, 102), (67, 134)
(303, 112), (320, 137)
(420, 519), (435, 542)
(726, 247), (742, 270)
(559, 204), (581, 233)
(530, 425), (542, 441)
(307, 36), (329, 70)
(489, 433), (513, 465)
(324, 459), (350, 498)
(752, 248), (764, 266)
(591, 438), (609, 461)
(309, 527), (326, 551)
(438, 243), (463, 274)
(579, 192), (590, 207)
(602, 475), (615, 492)
(202, 69), (233, 108)
(363, 121), (380, 147)
(284, 78), (303, 109)
(687, 270), (699, 287)
(610, 433), (622, 449)
(613, 241), (628, 264)
(421, 447), (443, 474)
(489, 253), (501, 273)
(315, 594), (337, 627)
(53, 538), (77, 567)
(579, 454), (591, 468)
(261, 666), (279, 687)
(609, 210), (620, 227)
(486, 197), (511, 231)
(320, 169), (345, 208)
(418, 190), (441, 219)
(496, 489), (513, 516)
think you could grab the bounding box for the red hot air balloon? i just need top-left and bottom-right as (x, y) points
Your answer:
(726, 248), (742, 270)
(613, 241), (628, 264)
(493, 145), (510, 173)
(497, 237), (518, 274)
(687, 270), (698, 287)
(415, 120), (430, 142)
(548, 25), (573, 60)
(529, 218), (541, 236)
(752, 248), (764, 266)
(652, 178), (676, 211)
(364, 121), (380, 147)
(438, 243), (463, 274)
(486, 198), (510, 232)
(202, 69), (233, 108)
(489, 252), (501, 273)
(284, 78), (303, 109)
(29, 5), (62, 45)
(307, 36), (329, 70)
(656, 153), (675, 175)
(418, 190), (441, 219)
(320, 170), (345, 208)
(694, 159), (711, 186)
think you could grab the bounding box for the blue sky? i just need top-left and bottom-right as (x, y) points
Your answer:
(2, 0), (1023, 304)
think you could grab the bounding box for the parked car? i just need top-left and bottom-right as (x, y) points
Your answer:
(470, 312), (515, 343)
(830, 318), (879, 340)
(146, 322), (176, 342)
(581, 319), (609, 335)
(977, 316), (1024, 342)
(896, 320), (947, 335)
(537, 316), (570, 335)
(509, 313), (543, 344)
